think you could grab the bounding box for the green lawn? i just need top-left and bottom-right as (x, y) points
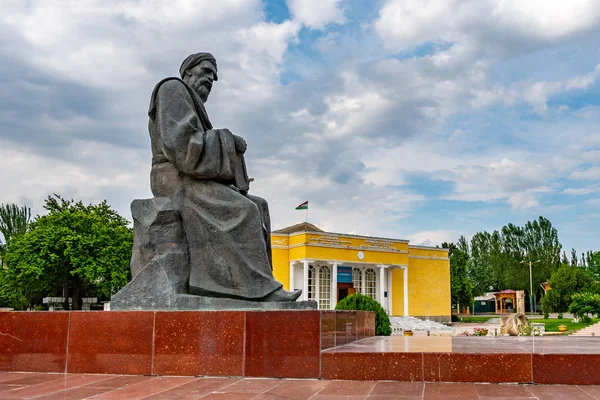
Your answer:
(541, 318), (599, 333)
(457, 316), (496, 323)
(457, 316), (599, 334)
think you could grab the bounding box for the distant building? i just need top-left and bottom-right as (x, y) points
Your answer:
(473, 293), (497, 314)
(271, 223), (451, 322)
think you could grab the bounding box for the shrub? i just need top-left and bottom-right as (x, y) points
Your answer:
(569, 292), (600, 319)
(335, 294), (392, 336)
(557, 312), (563, 319)
(543, 312), (549, 319)
(541, 265), (597, 314)
(451, 314), (459, 322)
(581, 315), (592, 323)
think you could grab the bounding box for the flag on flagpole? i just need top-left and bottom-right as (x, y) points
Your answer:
(295, 201), (308, 210)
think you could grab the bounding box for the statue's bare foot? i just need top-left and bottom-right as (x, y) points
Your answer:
(261, 288), (302, 302)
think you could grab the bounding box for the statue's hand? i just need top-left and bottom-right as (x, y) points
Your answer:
(233, 135), (247, 154)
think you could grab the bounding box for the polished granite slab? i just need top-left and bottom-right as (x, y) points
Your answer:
(68, 311), (154, 375)
(245, 310), (321, 378)
(6, 310), (598, 384)
(0, 373), (598, 399)
(322, 336), (600, 384)
(0, 310), (374, 379)
(153, 311), (245, 377)
(323, 335), (600, 354)
(0, 312), (69, 373)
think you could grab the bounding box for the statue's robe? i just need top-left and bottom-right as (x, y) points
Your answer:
(148, 78), (281, 299)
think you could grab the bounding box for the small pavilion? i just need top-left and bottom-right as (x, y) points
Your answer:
(494, 289), (517, 314)
(541, 281), (551, 294)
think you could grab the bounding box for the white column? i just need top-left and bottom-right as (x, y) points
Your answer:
(361, 268), (366, 294)
(330, 262), (338, 309)
(378, 265), (386, 309)
(289, 261), (295, 292)
(303, 259), (309, 301)
(315, 264), (320, 306)
(388, 267), (393, 315)
(403, 266), (409, 316)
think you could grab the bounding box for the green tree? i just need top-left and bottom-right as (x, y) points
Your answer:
(467, 258), (494, 296)
(0, 204), (31, 266)
(457, 235), (469, 254)
(540, 265), (598, 314)
(520, 217), (562, 302)
(441, 242), (457, 257)
(586, 251), (600, 280)
(571, 249), (578, 267)
(2, 195), (133, 310)
(335, 293), (391, 336)
(569, 292), (600, 318)
(467, 216), (561, 309)
(450, 248), (473, 310)
(469, 231), (499, 294)
(561, 251), (569, 265)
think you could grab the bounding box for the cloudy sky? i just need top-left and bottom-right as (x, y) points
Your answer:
(1, 0), (599, 253)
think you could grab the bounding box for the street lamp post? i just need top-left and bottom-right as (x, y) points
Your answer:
(521, 259), (540, 315)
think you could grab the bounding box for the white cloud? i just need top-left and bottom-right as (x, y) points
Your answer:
(585, 198), (600, 207)
(363, 140), (551, 209)
(491, 0), (600, 40)
(251, 163), (425, 238)
(472, 64), (600, 115)
(562, 185), (600, 195)
(0, 139), (150, 218)
(584, 133), (600, 146)
(1, 0), (265, 89)
(375, 0), (600, 51)
(287, 0), (346, 30)
(450, 158), (549, 207)
(375, 0), (459, 48)
(407, 230), (456, 247)
(507, 192), (540, 209)
(570, 167), (600, 181)
(0, 0), (599, 254)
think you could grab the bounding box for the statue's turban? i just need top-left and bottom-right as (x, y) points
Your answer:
(179, 52), (218, 80)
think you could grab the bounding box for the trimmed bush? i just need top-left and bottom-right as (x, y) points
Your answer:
(335, 293), (392, 336)
(569, 292), (600, 318)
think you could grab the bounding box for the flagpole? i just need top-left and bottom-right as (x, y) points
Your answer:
(296, 201), (308, 229)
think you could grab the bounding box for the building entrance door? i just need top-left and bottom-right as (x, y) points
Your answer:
(337, 283), (354, 302)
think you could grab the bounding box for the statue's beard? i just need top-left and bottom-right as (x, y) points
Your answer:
(187, 75), (212, 103)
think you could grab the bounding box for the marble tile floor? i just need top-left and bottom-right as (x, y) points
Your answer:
(0, 373), (599, 400)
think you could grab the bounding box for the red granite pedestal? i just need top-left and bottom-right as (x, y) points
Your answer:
(322, 335), (600, 385)
(0, 310), (374, 379)
(3, 312), (599, 384)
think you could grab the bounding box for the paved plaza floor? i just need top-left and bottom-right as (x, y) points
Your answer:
(0, 373), (599, 399)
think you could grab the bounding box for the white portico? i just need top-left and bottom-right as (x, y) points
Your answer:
(288, 259), (409, 314)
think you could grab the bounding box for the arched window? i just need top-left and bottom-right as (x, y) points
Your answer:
(365, 268), (376, 299)
(319, 266), (331, 309)
(352, 268), (362, 294)
(308, 265), (315, 301)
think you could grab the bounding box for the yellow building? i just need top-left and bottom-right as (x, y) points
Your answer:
(271, 223), (451, 322)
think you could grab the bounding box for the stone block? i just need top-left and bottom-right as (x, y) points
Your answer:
(111, 198), (190, 310)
